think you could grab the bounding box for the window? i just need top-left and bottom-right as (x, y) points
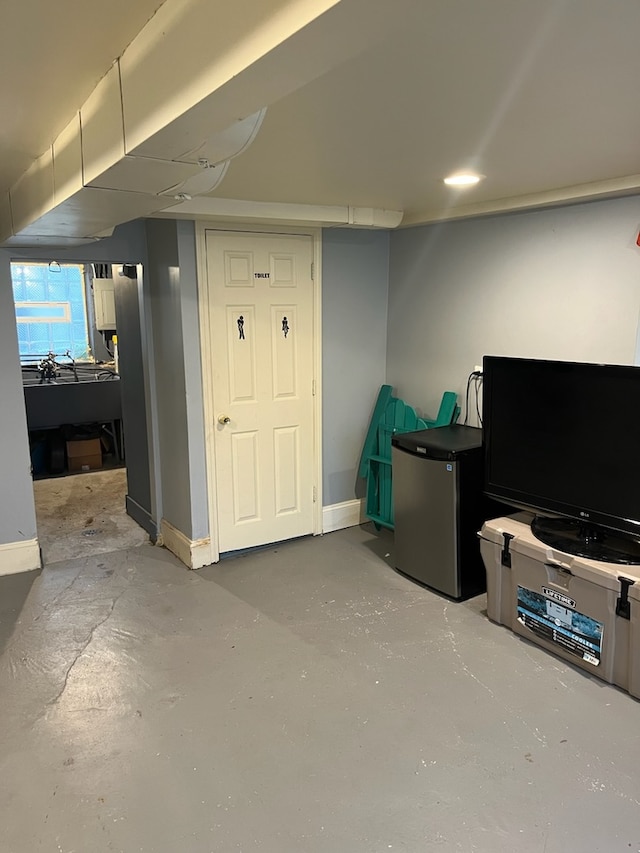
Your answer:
(11, 262), (91, 360)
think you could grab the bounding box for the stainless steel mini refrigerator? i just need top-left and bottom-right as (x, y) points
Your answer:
(391, 424), (493, 600)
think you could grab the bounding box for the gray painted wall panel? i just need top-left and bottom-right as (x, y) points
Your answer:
(176, 221), (208, 540)
(322, 229), (389, 506)
(387, 196), (640, 422)
(145, 219), (193, 538)
(113, 270), (152, 529)
(0, 253), (38, 547)
(145, 219), (207, 542)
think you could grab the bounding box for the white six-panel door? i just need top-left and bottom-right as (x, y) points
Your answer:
(205, 230), (316, 553)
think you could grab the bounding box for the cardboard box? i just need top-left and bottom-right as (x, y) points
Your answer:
(479, 513), (640, 699)
(66, 438), (102, 472)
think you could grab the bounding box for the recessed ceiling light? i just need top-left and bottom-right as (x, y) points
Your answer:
(444, 173), (483, 187)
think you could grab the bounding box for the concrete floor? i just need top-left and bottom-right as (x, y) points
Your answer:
(33, 468), (150, 564)
(1, 525), (639, 853)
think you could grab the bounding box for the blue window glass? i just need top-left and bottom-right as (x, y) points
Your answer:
(11, 263), (90, 360)
(15, 304), (69, 320)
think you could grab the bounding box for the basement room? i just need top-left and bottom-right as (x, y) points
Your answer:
(1, 2), (640, 852)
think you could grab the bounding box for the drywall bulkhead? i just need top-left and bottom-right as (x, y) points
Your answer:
(0, 0), (417, 248)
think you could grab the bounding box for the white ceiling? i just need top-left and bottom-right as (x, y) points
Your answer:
(3, 0), (640, 230)
(215, 0), (640, 223)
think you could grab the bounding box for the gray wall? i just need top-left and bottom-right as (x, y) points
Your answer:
(322, 229), (390, 505)
(387, 196), (640, 422)
(4, 217), (394, 556)
(0, 252), (38, 548)
(145, 219), (208, 540)
(113, 267), (154, 533)
(10, 195), (637, 556)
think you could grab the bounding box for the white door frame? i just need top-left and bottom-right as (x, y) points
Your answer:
(196, 221), (323, 563)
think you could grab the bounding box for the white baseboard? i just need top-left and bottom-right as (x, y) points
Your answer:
(0, 538), (41, 575)
(160, 518), (214, 569)
(161, 502), (364, 566)
(322, 498), (365, 533)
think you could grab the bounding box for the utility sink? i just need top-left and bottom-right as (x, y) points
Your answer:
(23, 374), (121, 429)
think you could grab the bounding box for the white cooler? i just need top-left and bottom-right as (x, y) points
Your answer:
(479, 513), (640, 699)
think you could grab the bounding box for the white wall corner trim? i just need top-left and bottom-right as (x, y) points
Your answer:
(322, 499), (366, 533)
(160, 518), (214, 570)
(0, 538), (41, 575)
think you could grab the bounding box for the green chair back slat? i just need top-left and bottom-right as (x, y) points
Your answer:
(358, 384), (393, 478)
(423, 390), (459, 428)
(360, 385), (458, 530)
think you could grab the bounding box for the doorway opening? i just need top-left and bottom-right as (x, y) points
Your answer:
(11, 260), (151, 565)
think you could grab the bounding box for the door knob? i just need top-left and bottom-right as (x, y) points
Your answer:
(218, 414), (231, 425)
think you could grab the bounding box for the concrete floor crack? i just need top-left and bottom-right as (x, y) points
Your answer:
(47, 587), (127, 708)
(32, 568), (86, 624)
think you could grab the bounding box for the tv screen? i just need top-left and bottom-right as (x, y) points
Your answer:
(483, 356), (640, 564)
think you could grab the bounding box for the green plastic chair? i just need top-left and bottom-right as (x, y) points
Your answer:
(359, 385), (459, 530)
(424, 390), (460, 428)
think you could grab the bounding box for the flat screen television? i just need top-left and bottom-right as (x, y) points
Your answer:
(483, 355), (640, 564)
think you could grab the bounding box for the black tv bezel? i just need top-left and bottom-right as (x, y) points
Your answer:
(482, 355), (640, 561)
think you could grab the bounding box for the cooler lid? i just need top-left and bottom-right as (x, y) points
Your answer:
(480, 514), (640, 592)
(391, 424), (482, 460)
